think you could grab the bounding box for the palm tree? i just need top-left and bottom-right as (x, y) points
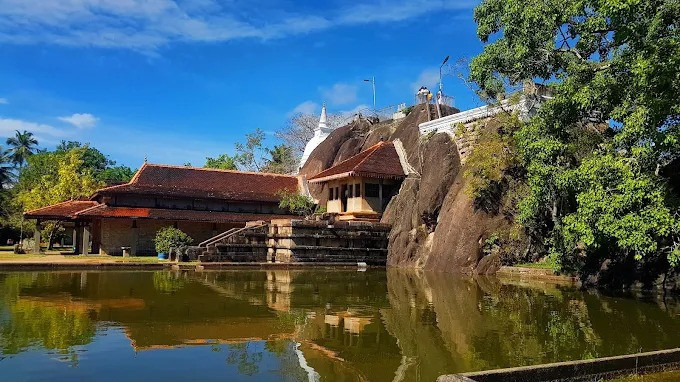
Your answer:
(0, 147), (15, 188)
(6, 130), (38, 167)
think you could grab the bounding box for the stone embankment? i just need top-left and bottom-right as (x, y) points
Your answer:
(438, 347), (680, 382)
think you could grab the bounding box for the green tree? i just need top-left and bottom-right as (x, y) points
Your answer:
(17, 148), (102, 212)
(97, 166), (134, 184)
(470, 0), (680, 286)
(6, 130), (38, 167)
(205, 154), (238, 170)
(16, 148), (104, 248)
(0, 146), (15, 188)
(55, 141), (133, 184)
(277, 191), (317, 216)
(235, 128), (267, 172)
(263, 145), (297, 174)
(56, 141), (110, 172)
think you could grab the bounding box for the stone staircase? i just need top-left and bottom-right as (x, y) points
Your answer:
(195, 222), (269, 262)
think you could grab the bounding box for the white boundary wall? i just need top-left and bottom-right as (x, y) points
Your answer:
(418, 96), (535, 137)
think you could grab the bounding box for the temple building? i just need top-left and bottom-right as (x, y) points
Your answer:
(25, 164), (300, 256)
(307, 141), (407, 221)
(299, 103), (335, 170)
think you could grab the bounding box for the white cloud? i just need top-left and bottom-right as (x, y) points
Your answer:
(0, 118), (70, 144)
(321, 83), (358, 106)
(290, 101), (319, 116)
(410, 67), (441, 92)
(0, 0), (476, 51)
(58, 113), (99, 128)
(0, 98), (7, 105)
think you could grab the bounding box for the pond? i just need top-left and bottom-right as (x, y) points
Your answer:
(1, 269), (679, 381)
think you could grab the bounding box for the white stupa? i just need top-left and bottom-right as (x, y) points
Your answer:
(299, 103), (334, 170)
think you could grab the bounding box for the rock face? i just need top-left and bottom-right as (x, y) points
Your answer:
(300, 105), (505, 273)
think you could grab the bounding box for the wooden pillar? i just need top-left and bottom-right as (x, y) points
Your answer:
(131, 220), (139, 256)
(72, 227), (78, 252)
(74, 223), (83, 255)
(91, 219), (101, 255)
(378, 180), (384, 213)
(81, 224), (90, 256)
(33, 220), (41, 254)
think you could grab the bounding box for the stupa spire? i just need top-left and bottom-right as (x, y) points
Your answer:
(318, 102), (328, 131)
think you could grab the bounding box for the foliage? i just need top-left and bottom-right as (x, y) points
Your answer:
(212, 130), (298, 174)
(464, 114), (523, 214)
(235, 128), (267, 172)
(277, 191), (317, 216)
(0, 146), (15, 187)
(6, 130), (38, 167)
(96, 166), (134, 184)
(277, 111), (345, 156)
(56, 141), (133, 185)
(470, 0), (680, 286)
(152, 271), (186, 293)
(401, 105), (414, 116)
(205, 154), (238, 170)
(263, 145), (297, 174)
(16, 148), (104, 212)
(153, 226), (193, 254)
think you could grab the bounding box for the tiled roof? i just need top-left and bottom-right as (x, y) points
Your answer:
(75, 204), (296, 223)
(308, 141), (406, 183)
(24, 200), (99, 220)
(93, 163), (299, 203)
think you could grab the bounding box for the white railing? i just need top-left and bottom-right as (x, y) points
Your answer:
(418, 96), (541, 137)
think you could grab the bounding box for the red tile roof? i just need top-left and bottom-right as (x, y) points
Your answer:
(308, 141), (406, 183)
(24, 200), (99, 220)
(93, 163), (300, 203)
(75, 205), (295, 223)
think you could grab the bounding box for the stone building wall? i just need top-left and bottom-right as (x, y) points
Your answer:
(99, 218), (240, 256)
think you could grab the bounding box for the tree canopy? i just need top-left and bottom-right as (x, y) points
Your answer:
(469, 0), (680, 286)
(6, 130), (38, 168)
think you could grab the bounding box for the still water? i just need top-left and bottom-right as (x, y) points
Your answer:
(1, 269), (679, 381)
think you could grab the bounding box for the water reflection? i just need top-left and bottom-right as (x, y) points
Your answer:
(0, 269), (679, 381)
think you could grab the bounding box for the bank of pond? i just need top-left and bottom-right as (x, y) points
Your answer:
(1, 269), (679, 381)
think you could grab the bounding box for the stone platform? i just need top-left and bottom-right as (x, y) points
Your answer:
(178, 219), (390, 265)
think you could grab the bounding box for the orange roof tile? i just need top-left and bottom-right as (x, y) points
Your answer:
(24, 200), (99, 220)
(308, 141), (406, 183)
(75, 205), (296, 223)
(93, 163), (300, 203)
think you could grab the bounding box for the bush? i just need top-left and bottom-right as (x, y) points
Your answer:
(277, 191), (317, 216)
(154, 227), (193, 254)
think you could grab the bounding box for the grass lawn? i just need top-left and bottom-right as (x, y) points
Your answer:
(0, 253), (47, 260)
(114, 256), (164, 263)
(0, 252), (167, 263)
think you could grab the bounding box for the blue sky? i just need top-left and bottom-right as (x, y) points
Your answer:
(0, 0), (486, 168)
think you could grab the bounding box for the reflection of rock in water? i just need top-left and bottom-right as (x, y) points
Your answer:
(382, 269), (680, 378)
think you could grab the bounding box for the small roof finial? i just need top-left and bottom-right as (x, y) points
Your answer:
(144, 155), (148, 164)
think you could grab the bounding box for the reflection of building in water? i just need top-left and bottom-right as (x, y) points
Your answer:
(1, 270), (402, 382)
(265, 270), (293, 312)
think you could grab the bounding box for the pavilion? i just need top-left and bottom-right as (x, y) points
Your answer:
(307, 141), (407, 221)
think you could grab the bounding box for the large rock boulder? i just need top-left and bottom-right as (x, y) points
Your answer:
(303, 104), (507, 273)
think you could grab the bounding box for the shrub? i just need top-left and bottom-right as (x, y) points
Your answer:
(277, 191), (317, 216)
(154, 227), (193, 254)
